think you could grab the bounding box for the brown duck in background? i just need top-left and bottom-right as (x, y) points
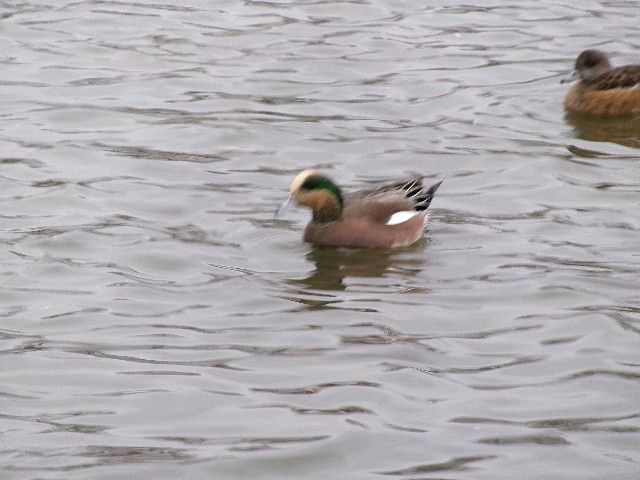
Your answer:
(561, 49), (640, 115)
(277, 170), (442, 249)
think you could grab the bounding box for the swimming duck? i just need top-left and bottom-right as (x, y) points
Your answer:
(277, 170), (442, 248)
(561, 49), (640, 115)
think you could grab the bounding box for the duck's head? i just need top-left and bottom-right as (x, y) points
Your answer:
(562, 49), (612, 84)
(280, 170), (344, 223)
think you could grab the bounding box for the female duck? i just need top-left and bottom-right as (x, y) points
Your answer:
(561, 49), (640, 115)
(277, 170), (442, 248)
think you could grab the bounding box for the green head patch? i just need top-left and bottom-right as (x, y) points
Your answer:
(301, 175), (344, 208)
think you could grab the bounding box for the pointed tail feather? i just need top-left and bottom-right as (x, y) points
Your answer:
(405, 180), (443, 211)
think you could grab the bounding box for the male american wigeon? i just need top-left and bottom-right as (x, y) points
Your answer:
(561, 49), (640, 115)
(277, 170), (442, 248)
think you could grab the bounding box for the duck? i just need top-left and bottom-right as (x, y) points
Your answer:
(276, 169), (442, 248)
(561, 49), (640, 115)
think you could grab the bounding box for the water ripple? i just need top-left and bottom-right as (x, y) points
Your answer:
(2, 1), (640, 479)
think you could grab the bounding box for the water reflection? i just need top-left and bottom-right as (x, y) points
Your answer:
(287, 244), (427, 292)
(564, 111), (640, 148)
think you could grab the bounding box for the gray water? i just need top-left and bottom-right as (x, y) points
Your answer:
(1, 1), (639, 479)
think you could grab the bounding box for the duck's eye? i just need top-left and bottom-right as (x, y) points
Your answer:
(301, 176), (324, 190)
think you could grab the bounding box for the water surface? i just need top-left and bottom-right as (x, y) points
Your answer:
(1, 1), (639, 479)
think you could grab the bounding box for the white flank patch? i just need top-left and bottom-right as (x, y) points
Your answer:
(387, 211), (418, 225)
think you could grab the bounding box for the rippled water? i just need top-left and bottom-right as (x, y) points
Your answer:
(1, 1), (639, 479)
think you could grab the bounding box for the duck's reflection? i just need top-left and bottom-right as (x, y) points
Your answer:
(287, 242), (428, 292)
(564, 111), (640, 149)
